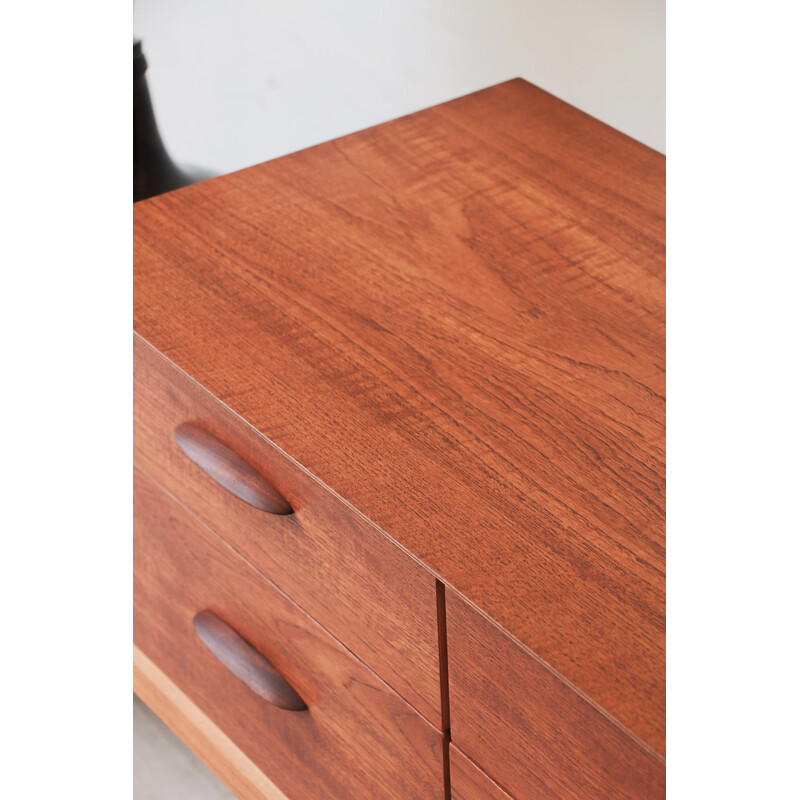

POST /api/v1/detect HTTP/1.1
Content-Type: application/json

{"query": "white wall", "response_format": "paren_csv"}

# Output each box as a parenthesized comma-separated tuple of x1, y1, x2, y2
(134, 0, 665, 176)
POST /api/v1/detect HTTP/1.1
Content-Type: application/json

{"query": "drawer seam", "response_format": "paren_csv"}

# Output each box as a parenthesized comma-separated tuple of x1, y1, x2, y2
(133, 457, 443, 730)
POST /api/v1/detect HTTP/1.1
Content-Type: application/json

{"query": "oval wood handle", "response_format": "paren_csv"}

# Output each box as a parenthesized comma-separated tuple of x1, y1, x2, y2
(193, 611, 308, 711)
(174, 423, 292, 515)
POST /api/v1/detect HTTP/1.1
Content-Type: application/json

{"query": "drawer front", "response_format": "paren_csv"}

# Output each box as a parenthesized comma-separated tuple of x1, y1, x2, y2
(450, 744, 514, 800)
(447, 591, 665, 800)
(133, 333, 441, 726)
(133, 467, 444, 800)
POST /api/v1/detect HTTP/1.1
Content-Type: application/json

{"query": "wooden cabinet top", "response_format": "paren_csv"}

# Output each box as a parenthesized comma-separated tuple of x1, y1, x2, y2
(134, 78, 665, 757)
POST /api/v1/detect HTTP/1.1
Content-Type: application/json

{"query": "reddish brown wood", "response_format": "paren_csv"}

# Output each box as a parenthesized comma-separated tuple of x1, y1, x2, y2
(134, 78, 665, 755)
(447, 590, 665, 800)
(133, 466, 444, 800)
(193, 611, 307, 711)
(134, 334, 442, 726)
(449, 745, 515, 800)
(174, 424, 292, 514)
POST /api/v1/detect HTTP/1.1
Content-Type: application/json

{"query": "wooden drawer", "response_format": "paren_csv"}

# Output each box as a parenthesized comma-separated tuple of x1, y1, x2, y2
(133, 333, 441, 726)
(133, 466, 444, 800)
(447, 591, 665, 800)
(450, 744, 515, 800)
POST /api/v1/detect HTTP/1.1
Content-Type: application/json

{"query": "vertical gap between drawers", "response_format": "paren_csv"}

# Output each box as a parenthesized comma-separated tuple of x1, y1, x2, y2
(436, 580, 452, 800)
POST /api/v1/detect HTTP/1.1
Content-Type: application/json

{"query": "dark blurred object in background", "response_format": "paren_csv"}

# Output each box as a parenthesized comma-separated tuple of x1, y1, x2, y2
(134, 40, 213, 202)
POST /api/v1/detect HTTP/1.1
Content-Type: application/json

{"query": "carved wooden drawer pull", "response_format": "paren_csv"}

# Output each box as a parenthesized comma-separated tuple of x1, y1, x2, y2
(174, 423, 292, 515)
(193, 610, 308, 711)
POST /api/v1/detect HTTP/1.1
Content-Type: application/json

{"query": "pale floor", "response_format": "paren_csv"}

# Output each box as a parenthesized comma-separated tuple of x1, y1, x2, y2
(133, 694, 235, 800)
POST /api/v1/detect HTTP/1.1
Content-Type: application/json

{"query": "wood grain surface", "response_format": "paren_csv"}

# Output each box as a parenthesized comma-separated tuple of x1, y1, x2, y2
(133, 466, 444, 800)
(448, 590, 665, 800)
(134, 335, 442, 726)
(449, 744, 515, 800)
(134, 78, 665, 753)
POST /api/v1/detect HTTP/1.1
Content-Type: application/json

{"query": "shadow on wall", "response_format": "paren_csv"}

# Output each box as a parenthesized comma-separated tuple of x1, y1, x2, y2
(133, 0, 665, 177)
(134, 40, 214, 202)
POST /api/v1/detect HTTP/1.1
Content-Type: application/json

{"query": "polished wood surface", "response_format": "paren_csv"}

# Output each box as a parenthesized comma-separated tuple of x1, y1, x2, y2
(448, 591, 665, 800)
(174, 423, 292, 514)
(134, 645, 291, 800)
(450, 744, 514, 800)
(133, 467, 444, 800)
(133, 77, 665, 753)
(134, 335, 442, 726)
(193, 611, 307, 711)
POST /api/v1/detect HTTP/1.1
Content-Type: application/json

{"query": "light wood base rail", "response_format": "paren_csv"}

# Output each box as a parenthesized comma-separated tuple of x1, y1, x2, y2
(133, 644, 289, 800)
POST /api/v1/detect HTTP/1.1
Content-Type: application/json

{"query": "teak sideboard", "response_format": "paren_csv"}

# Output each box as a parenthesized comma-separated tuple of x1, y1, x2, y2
(133, 78, 665, 800)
